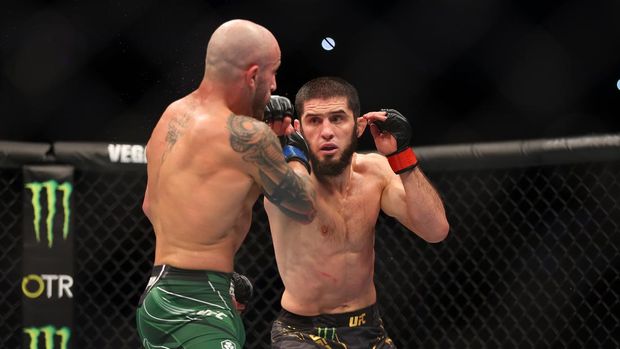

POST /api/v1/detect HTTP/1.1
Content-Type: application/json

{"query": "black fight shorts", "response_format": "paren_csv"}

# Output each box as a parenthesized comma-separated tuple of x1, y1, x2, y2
(271, 303, 396, 349)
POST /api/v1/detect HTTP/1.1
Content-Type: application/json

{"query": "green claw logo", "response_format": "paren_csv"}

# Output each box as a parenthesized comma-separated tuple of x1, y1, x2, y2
(25, 180, 73, 248)
(23, 325, 71, 349)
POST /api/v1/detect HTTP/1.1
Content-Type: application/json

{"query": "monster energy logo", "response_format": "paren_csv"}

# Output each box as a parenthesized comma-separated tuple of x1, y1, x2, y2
(25, 180, 73, 248)
(23, 325, 71, 349)
(317, 327, 337, 340)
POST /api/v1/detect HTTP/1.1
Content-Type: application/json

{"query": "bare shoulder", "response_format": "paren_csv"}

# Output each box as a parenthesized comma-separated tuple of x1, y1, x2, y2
(354, 152, 391, 174)
(147, 100, 188, 153)
(349, 152, 392, 196)
(226, 113, 271, 134)
(225, 113, 276, 152)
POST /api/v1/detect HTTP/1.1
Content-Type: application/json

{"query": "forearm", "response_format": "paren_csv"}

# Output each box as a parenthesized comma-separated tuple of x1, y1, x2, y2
(365, 108, 449, 241)
(400, 167, 449, 242)
(265, 165, 316, 224)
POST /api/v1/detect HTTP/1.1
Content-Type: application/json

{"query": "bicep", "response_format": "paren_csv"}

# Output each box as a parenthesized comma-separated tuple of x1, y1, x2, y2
(226, 114, 289, 191)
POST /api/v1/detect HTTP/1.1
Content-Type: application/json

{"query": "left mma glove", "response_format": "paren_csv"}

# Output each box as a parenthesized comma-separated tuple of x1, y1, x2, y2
(281, 130, 312, 174)
(373, 108, 418, 174)
(230, 272, 253, 313)
(264, 96, 312, 174)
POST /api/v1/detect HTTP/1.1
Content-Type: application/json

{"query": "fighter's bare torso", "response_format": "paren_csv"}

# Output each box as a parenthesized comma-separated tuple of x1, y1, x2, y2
(266, 152, 390, 315)
(144, 93, 263, 272)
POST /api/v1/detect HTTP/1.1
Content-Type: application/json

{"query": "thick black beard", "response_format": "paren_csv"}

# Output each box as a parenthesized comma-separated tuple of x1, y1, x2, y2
(309, 131, 357, 180)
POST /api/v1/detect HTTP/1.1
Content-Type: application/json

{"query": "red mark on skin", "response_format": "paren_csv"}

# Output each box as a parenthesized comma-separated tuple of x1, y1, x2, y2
(318, 271, 338, 283)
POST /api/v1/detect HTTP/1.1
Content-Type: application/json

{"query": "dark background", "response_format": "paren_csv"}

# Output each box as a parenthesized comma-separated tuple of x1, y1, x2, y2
(2, 0, 620, 150)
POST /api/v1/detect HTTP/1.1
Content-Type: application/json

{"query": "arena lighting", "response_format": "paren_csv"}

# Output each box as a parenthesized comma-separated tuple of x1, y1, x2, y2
(321, 37, 335, 51)
(617, 79, 620, 90)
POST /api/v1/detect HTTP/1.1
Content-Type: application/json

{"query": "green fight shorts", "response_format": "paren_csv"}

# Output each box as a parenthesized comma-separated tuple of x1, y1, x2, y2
(136, 265, 245, 349)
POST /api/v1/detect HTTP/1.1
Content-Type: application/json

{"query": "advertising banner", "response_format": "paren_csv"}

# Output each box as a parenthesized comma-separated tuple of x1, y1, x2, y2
(22, 165, 74, 349)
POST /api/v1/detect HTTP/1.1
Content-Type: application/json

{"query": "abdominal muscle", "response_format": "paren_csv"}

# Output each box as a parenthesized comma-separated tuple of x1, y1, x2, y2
(277, 236, 378, 315)
(267, 170, 383, 316)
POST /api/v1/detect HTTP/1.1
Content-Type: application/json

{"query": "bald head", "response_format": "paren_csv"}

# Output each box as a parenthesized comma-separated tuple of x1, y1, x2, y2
(204, 19, 280, 82)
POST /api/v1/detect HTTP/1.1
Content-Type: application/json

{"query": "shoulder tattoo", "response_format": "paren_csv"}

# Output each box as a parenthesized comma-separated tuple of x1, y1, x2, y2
(227, 113, 281, 168)
(166, 113, 190, 147)
(162, 113, 190, 162)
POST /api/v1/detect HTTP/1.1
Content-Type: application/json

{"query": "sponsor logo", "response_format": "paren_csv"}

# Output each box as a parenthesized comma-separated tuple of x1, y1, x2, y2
(23, 325, 71, 349)
(309, 335, 330, 346)
(348, 313, 367, 327)
(316, 327, 337, 340)
(194, 309, 228, 320)
(25, 181, 72, 248)
(221, 339, 236, 349)
(108, 144, 147, 163)
(22, 274, 74, 299)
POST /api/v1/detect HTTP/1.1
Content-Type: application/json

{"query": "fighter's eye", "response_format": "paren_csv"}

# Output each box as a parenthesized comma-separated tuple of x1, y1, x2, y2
(308, 117, 321, 125)
(331, 115, 343, 123)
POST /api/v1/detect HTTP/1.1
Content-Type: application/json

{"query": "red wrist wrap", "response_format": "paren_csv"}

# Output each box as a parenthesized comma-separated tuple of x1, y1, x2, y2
(387, 147, 418, 174)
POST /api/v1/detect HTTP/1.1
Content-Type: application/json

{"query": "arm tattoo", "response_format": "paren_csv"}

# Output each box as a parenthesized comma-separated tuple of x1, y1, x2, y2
(227, 114, 315, 223)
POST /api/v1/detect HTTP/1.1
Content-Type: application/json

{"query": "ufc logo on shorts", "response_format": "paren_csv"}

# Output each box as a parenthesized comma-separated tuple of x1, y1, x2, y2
(195, 309, 228, 320)
(348, 313, 367, 327)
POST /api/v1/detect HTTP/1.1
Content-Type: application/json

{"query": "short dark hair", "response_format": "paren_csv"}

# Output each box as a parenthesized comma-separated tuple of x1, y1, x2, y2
(295, 76, 361, 118)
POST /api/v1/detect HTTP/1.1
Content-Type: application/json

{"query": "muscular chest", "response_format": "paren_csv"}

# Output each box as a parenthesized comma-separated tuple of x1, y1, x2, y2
(313, 183, 382, 248)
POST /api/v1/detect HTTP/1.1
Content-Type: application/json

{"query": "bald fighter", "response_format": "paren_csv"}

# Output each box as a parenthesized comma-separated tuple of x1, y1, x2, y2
(265, 77, 449, 348)
(136, 19, 316, 349)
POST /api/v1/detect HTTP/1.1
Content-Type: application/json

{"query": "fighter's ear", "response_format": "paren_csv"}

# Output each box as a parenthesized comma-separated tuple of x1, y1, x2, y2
(245, 64, 259, 88)
(356, 116, 368, 138)
(293, 119, 301, 132)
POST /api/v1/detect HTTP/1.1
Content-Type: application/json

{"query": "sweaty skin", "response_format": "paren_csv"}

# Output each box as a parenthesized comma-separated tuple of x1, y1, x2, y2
(267, 152, 385, 314)
(265, 96, 448, 315)
(143, 20, 315, 273)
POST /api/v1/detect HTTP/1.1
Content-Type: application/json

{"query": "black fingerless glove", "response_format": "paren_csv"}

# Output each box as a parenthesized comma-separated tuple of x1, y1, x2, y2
(374, 108, 418, 174)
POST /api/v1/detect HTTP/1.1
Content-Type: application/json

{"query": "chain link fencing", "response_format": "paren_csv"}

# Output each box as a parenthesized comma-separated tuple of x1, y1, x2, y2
(1, 136, 619, 348)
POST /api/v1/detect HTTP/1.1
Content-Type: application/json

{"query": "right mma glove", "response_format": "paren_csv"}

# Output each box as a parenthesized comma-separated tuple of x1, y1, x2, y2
(373, 108, 418, 174)
(264, 95, 312, 174)
(264, 95, 294, 124)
